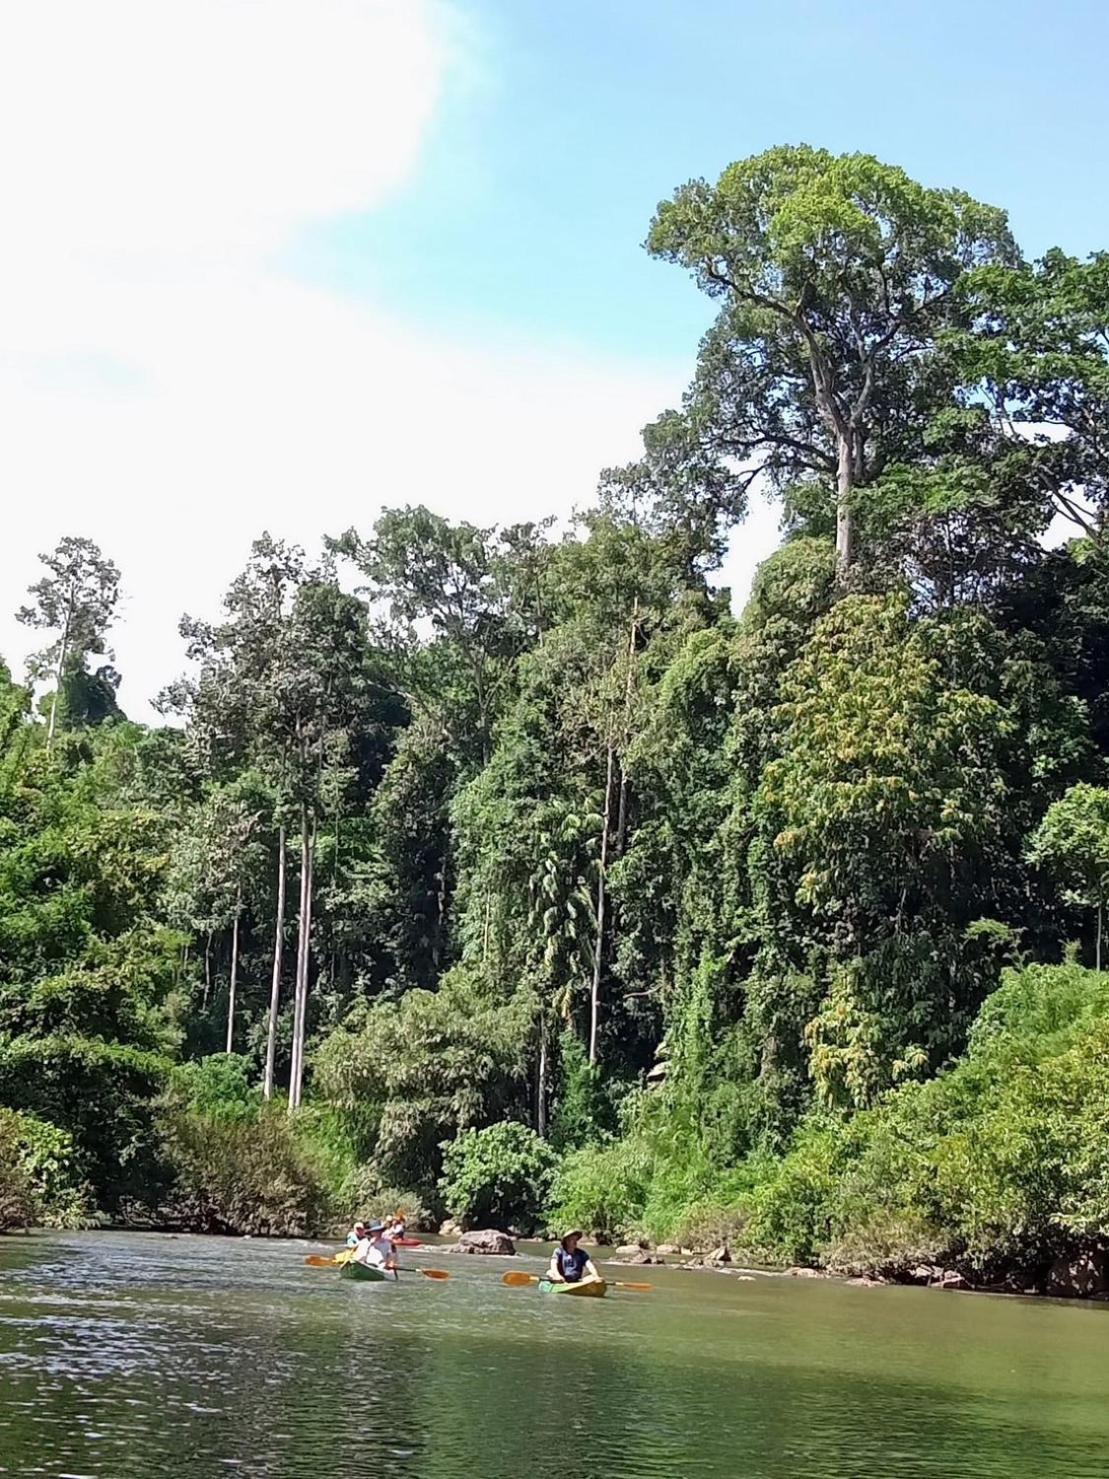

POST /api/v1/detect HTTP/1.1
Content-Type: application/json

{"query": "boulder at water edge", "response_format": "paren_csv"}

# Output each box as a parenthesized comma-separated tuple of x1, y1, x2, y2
(445, 1229, 516, 1256)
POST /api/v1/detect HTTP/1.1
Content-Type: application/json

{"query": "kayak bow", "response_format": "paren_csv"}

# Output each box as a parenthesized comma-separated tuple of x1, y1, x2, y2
(339, 1261, 388, 1283)
(537, 1277, 608, 1298)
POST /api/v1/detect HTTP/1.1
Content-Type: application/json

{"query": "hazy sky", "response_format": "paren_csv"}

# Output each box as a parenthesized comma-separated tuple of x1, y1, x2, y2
(4, 0, 1108, 721)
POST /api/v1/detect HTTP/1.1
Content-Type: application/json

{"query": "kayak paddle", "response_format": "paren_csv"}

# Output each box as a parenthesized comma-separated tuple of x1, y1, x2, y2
(501, 1271, 652, 1293)
(303, 1253, 449, 1280)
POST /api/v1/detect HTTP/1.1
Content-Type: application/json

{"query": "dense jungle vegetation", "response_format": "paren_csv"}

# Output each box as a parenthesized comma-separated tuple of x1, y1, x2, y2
(3, 146, 1109, 1288)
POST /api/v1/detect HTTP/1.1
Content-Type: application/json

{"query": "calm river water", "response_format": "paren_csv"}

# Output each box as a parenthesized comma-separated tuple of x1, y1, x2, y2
(2, 1231, 1109, 1477)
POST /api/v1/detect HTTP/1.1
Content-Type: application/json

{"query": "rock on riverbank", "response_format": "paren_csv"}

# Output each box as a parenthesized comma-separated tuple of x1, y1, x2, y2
(444, 1229, 516, 1256)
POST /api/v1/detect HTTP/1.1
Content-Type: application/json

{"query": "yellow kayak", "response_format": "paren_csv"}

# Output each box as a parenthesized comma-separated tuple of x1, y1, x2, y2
(537, 1278, 608, 1298)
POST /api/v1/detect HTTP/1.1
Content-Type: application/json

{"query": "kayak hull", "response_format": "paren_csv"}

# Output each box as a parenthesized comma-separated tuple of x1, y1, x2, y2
(537, 1278, 607, 1299)
(339, 1262, 388, 1283)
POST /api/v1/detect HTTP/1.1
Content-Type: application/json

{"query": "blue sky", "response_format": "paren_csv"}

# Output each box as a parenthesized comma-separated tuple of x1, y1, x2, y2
(4, 0, 1107, 719)
(291, 0, 1109, 362)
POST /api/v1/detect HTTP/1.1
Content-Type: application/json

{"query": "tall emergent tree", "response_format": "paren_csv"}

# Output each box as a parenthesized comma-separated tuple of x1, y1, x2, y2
(646, 145, 1016, 575)
(17, 536, 121, 752)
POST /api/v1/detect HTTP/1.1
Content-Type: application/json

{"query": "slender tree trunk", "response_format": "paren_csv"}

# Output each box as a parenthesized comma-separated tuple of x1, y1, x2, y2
(263, 824, 287, 1099)
(45, 619, 71, 756)
(589, 735, 617, 1067)
(288, 807, 310, 1111)
(537, 1017, 548, 1138)
(835, 435, 855, 578)
(225, 886, 241, 1054)
(614, 600, 639, 858)
(203, 932, 212, 1010)
(289, 813, 316, 1112)
(1098, 897, 1103, 974)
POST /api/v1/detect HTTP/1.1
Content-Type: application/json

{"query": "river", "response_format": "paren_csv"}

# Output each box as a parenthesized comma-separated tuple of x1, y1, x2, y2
(2, 1231, 1109, 1477)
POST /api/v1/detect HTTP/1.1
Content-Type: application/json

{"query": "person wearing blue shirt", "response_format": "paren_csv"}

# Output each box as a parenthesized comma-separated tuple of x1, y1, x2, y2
(546, 1229, 600, 1285)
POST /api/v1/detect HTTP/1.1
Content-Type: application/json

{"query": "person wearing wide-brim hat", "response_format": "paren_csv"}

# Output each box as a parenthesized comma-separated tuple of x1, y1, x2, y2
(546, 1228, 600, 1286)
(352, 1219, 397, 1275)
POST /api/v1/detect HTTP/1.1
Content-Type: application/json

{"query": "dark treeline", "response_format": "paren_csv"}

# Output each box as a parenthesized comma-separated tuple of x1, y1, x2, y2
(3, 146, 1109, 1288)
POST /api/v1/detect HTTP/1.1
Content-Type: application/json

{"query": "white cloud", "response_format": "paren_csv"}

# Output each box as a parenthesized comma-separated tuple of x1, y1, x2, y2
(0, 0, 773, 722)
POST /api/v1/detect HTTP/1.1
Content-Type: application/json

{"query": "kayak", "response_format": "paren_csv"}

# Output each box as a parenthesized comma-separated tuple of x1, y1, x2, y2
(392, 1237, 422, 1248)
(339, 1261, 388, 1283)
(537, 1278, 608, 1299)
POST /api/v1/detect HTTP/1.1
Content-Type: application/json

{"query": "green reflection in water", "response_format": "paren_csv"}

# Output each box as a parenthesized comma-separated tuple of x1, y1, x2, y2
(1, 1232, 1108, 1478)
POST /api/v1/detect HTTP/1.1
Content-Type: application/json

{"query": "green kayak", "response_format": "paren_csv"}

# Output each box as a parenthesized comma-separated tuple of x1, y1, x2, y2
(339, 1261, 388, 1283)
(537, 1278, 607, 1299)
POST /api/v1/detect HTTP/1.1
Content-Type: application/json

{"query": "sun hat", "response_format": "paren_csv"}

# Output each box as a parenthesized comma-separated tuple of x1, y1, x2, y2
(561, 1228, 584, 1244)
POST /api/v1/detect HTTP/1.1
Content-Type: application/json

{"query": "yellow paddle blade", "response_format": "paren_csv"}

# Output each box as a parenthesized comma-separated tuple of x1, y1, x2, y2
(502, 1271, 540, 1287)
(613, 1280, 652, 1292)
(417, 1268, 450, 1280)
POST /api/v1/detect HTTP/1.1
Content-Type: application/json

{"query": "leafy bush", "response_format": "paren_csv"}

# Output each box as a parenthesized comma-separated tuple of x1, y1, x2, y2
(547, 1136, 651, 1242)
(439, 1121, 557, 1233)
(161, 1107, 326, 1237)
(314, 965, 532, 1197)
(0, 1108, 87, 1231)
(168, 1054, 260, 1121)
(329, 1161, 432, 1234)
(0, 1034, 171, 1214)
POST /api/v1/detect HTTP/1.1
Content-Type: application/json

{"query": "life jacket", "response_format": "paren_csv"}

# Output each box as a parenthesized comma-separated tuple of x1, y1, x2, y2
(556, 1246, 589, 1282)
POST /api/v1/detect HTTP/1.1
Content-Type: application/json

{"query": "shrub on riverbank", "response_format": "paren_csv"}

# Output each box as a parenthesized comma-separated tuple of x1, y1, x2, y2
(0, 1108, 87, 1231)
(160, 1106, 327, 1237)
(440, 1121, 557, 1234)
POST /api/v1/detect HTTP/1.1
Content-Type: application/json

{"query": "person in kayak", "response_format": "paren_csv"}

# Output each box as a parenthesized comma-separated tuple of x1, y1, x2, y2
(385, 1210, 407, 1241)
(346, 1219, 367, 1249)
(352, 1220, 396, 1274)
(546, 1229, 600, 1285)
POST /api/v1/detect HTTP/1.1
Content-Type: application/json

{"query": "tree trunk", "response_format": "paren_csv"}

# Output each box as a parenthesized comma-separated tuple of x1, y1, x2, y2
(1098, 897, 1103, 974)
(263, 824, 287, 1099)
(835, 434, 855, 578)
(45, 619, 71, 757)
(289, 813, 316, 1112)
(203, 932, 212, 1010)
(225, 886, 241, 1054)
(288, 807, 310, 1111)
(614, 600, 639, 858)
(589, 735, 617, 1067)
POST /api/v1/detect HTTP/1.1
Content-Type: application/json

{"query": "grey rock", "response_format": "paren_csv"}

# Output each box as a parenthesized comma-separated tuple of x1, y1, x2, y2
(445, 1229, 516, 1256)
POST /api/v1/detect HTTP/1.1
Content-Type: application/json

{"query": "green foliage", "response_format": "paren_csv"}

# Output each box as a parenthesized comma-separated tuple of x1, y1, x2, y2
(168, 1054, 261, 1122)
(1028, 784, 1109, 962)
(4, 154, 1109, 1289)
(313, 964, 533, 1198)
(161, 1105, 327, 1237)
(744, 965, 1109, 1279)
(439, 1121, 557, 1233)
(0, 1107, 87, 1231)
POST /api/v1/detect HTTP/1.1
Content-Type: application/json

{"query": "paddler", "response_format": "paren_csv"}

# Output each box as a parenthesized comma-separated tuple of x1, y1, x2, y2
(346, 1219, 367, 1249)
(385, 1210, 407, 1241)
(352, 1219, 396, 1274)
(546, 1229, 600, 1286)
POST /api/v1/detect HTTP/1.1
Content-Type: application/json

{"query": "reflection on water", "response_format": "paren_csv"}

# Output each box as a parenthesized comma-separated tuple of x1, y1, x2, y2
(1, 1231, 1108, 1477)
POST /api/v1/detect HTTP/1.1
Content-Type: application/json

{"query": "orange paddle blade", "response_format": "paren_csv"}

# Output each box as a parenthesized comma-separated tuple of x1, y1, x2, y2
(613, 1280, 652, 1292)
(501, 1271, 540, 1287)
(417, 1268, 450, 1280)
(304, 1254, 338, 1267)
